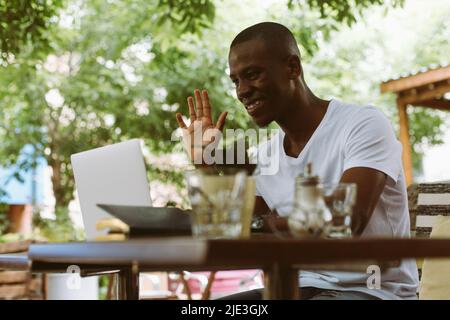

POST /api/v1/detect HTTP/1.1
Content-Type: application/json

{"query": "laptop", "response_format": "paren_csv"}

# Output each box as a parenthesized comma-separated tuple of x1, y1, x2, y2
(71, 139, 154, 240)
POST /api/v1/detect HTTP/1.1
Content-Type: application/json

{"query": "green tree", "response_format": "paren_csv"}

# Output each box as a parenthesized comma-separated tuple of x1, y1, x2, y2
(0, 0, 64, 55)
(0, 0, 218, 209)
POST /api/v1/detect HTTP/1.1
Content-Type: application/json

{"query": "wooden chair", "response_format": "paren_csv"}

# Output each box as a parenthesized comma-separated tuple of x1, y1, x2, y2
(407, 182, 450, 298)
(408, 182, 450, 239)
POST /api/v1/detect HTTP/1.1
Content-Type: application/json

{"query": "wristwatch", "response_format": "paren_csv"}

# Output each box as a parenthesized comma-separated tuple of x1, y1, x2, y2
(251, 216, 265, 231)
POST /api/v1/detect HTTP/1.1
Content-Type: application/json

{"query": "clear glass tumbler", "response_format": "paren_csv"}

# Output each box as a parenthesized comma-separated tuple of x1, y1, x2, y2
(185, 170, 247, 239)
(319, 182, 357, 238)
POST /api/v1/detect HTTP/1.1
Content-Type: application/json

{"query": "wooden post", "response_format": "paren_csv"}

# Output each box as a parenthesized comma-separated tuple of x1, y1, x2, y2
(397, 100, 413, 186)
(263, 263, 299, 299)
(118, 264, 140, 300)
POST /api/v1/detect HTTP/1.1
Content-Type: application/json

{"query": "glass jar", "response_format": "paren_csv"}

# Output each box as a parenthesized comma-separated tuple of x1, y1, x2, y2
(288, 171, 332, 237)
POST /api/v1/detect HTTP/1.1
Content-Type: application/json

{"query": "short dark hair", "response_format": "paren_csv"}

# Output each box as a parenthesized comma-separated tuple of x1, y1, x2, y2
(230, 22, 301, 58)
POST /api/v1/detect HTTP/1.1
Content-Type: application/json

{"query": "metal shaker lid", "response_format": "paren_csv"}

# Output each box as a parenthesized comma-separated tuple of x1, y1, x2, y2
(296, 162, 320, 186)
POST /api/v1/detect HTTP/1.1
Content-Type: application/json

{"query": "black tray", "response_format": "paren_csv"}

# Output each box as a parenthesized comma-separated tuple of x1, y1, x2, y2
(97, 204, 192, 237)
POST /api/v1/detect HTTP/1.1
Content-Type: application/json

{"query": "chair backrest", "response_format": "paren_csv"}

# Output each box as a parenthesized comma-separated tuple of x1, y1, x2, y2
(408, 183, 450, 238)
(408, 183, 450, 299)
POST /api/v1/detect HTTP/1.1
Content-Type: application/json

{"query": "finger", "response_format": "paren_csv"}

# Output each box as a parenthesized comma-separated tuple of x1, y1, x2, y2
(215, 112, 228, 131)
(194, 89, 203, 118)
(202, 89, 212, 120)
(176, 113, 187, 129)
(187, 96, 196, 121)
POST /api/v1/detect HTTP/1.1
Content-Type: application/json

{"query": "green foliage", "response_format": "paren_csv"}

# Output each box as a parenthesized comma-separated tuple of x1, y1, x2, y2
(286, 0, 404, 55)
(0, 0, 64, 55)
(0, 0, 220, 209)
(156, 0, 215, 34)
(98, 275, 110, 300)
(408, 108, 447, 171)
(288, 0, 404, 26)
(33, 207, 85, 242)
(0, 203, 8, 235)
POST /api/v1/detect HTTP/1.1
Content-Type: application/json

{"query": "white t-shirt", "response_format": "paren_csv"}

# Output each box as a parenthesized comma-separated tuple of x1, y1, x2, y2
(254, 99, 419, 300)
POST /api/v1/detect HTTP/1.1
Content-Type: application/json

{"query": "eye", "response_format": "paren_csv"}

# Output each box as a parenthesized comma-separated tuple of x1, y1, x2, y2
(246, 70, 260, 80)
(231, 78, 239, 87)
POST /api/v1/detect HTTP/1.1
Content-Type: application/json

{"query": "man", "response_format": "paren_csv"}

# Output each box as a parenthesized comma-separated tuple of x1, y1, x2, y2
(175, 22, 419, 300)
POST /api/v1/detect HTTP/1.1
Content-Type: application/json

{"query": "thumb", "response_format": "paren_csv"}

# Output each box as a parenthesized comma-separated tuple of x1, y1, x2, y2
(215, 111, 228, 131)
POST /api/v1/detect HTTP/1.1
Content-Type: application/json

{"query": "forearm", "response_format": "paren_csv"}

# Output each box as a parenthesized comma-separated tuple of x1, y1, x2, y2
(349, 189, 382, 236)
(341, 167, 387, 237)
(350, 210, 369, 236)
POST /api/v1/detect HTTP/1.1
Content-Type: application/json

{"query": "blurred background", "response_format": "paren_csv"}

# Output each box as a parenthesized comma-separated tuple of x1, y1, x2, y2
(1, 0, 449, 241)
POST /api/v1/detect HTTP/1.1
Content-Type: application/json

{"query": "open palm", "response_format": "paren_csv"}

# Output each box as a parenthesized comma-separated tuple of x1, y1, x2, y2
(176, 89, 228, 164)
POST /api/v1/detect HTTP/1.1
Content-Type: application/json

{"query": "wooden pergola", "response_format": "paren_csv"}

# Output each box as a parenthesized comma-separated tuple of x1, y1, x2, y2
(380, 65, 450, 186)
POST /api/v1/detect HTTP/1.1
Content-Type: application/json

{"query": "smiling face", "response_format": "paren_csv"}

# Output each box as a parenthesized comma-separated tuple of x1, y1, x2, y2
(228, 39, 294, 127)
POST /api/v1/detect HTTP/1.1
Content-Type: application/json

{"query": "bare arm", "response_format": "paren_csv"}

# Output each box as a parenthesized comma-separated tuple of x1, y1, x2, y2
(256, 167, 387, 235)
(340, 167, 387, 236)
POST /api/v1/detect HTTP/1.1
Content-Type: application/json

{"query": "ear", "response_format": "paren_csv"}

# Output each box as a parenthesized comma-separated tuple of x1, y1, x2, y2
(286, 55, 302, 80)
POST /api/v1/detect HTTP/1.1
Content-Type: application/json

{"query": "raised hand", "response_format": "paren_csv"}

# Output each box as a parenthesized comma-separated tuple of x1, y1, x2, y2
(176, 89, 228, 165)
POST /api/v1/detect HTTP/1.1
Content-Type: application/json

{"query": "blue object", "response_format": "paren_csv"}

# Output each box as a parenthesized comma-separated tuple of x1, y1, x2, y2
(0, 145, 47, 205)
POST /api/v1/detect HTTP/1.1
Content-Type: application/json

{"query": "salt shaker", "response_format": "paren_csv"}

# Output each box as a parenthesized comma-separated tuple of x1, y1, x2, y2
(288, 163, 331, 237)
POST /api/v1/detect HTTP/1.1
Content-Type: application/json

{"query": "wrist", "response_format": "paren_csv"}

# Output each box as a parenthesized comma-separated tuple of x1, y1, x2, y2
(262, 214, 289, 233)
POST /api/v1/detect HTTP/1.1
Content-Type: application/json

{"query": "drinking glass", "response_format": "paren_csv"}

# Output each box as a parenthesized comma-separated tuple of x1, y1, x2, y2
(185, 170, 247, 239)
(319, 182, 357, 238)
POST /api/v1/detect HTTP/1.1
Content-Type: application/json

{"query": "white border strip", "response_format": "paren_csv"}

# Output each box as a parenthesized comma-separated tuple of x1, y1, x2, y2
(416, 215, 437, 228)
(418, 193, 450, 205)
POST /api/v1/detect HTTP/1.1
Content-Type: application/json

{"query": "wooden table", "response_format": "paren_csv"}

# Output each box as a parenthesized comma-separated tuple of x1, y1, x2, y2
(0, 253, 29, 270)
(21, 236, 450, 300)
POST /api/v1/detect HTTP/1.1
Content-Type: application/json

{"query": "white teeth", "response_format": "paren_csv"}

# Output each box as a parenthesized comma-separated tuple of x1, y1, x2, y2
(247, 100, 261, 111)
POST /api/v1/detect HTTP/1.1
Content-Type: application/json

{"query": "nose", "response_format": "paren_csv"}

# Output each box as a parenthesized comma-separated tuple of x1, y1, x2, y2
(237, 79, 252, 102)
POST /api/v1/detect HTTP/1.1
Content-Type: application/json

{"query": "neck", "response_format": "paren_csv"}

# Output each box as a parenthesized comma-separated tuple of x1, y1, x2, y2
(276, 86, 329, 143)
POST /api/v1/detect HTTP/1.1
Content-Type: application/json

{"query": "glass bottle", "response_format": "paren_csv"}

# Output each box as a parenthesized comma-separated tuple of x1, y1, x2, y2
(288, 163, 332, 237)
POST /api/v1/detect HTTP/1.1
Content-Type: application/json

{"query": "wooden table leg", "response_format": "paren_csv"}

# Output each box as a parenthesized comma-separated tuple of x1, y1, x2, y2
(42, 273, 48, 300)
(201, 271, 217, 300)
(263, 264, 299, 300)
(106, 274, 116, 300)
(118, 263, 140, 300)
